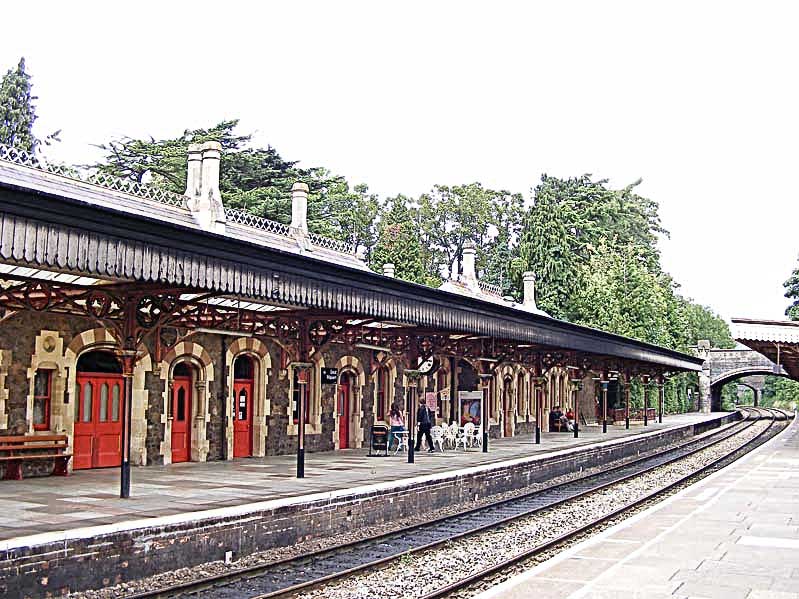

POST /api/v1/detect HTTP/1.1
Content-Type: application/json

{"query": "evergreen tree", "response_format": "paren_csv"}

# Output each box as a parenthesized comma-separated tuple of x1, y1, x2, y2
(784, 256, 799, 320)
(370, 196, 437, 286)
(0, 58, 37, 151)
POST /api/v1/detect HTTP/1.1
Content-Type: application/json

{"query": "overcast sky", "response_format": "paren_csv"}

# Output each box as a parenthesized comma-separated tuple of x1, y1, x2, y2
(2, 1, 797, 322)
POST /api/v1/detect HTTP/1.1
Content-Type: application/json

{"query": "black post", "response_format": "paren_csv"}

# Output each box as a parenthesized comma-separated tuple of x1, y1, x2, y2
(297, 376, 305, 478)
(479, 373, 491, 453)
(571, 379, 581, 438)
(601, 379, 609, 434)
(643, 379, 649, 426)
(658, 383, 664, 423)
(625, 383, 630, 430)
(534, 382, 541, 444)
(120, 349, 136, 499)
(405, 370, 421, 464)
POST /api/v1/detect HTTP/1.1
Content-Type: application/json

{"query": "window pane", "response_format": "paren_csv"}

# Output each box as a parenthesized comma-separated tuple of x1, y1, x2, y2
(177, 387, 186, 421)
(74, 383, 80, 421)
(99, 383, 108, 422)
(33, 398, 46, 425)
(112, 384, 120, 421)
(82, 382, 93, 422)
(34, 370, 49, 397)
(238, 388, 248, 420)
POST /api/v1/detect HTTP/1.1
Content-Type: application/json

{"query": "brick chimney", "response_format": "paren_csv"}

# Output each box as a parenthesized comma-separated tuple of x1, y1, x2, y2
(185, 141, 226, 233)
(289, 181, 311, 251)
(459, 242, 478, 290)
(522, 271, 537, 310)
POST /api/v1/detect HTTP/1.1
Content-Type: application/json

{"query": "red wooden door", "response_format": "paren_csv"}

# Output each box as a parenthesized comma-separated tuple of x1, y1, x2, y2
(233, 379, 253, 457)
(74, 374, 124, 470)
(171, 376, 192, 463)
(338, 381, 349, 449)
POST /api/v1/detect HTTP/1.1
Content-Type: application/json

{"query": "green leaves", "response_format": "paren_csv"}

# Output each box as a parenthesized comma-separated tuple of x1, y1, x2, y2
(783, 257, 799, 320)
(0, 58, 37, 152)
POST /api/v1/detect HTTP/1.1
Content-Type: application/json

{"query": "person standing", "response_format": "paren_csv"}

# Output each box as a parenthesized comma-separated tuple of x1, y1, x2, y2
(387, 406, 406, 452)
(415, 402, 434, 453)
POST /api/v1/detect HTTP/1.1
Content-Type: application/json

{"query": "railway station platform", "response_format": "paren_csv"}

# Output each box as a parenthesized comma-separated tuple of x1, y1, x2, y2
(476, 413, 799, 599)
(1, 412, 737, 598)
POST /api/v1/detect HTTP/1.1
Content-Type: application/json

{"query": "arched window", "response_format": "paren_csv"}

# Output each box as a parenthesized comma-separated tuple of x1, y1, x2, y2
(375, 366, 389, 421)
(32, 369, 52, 431)
(517, 371, 525, 416)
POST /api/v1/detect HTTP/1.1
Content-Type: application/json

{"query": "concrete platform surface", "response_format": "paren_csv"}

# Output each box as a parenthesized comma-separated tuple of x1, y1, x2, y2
(1, 413, 726, 544)
(476, 412, 799, 599)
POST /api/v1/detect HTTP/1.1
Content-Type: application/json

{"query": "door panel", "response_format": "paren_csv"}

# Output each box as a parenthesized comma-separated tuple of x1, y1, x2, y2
(233, 380, 253, 457)
(338, 382, 349, 449)
(171, 377, 191, 463)
(74, 374, 124, 470)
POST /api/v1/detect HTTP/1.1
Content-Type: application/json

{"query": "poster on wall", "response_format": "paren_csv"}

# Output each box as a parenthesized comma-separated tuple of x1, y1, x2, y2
(458, 390, 483, 425)
(425, 392, 437, 411)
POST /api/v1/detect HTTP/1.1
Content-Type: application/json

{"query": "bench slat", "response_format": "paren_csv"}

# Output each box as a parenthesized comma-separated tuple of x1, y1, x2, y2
(0, 453, 72, 461)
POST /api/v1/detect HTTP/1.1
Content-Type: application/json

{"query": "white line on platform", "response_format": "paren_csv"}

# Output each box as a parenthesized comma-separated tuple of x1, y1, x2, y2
(738, 535, 799, 549)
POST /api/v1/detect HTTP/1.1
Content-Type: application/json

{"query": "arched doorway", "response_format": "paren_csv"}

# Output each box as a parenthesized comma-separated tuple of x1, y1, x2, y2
(74, 350, 124, 470)
(171, 362, 194, 463)
(233, 355, 254, 458)
(503, 377, 513, 437)
(338, 372, 352, 449)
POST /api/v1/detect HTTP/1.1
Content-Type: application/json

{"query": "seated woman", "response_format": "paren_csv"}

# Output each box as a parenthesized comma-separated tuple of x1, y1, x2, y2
(565, 408, 575, 431)
(387, 406, 406, 452)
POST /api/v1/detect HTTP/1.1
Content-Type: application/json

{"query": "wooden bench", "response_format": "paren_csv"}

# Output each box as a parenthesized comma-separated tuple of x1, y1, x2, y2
(0, 434, 71, 480)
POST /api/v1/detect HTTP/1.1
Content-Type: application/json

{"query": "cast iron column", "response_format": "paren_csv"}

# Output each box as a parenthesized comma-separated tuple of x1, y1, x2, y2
(643, 375, 650, 426)
(405, 369, 422, 464)
(120, 347, 136, 499)
(291, 362, 313, 478)
(479, 372, 492, 453)
(601, 377, 609, 434)
(624, 381, 631, 430)
(533, 377, 543, 444)
(570, 376, 582, 438)
(658, 381, 664, 423)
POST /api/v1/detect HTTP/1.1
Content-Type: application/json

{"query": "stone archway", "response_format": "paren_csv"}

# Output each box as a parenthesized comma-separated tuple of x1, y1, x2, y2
(62, 328, 151, 467)
(335, 355, 367, 449)
(225, 337, 272, 458)
(159, 340, 215, 464)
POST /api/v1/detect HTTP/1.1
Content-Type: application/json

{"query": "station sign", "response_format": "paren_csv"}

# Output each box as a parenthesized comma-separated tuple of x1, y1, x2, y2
(320, 367, 339, 384)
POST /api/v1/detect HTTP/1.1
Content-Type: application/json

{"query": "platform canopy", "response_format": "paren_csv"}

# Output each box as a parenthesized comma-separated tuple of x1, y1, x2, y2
(731, 318, 799, 380)
(0, 143, 702, 376)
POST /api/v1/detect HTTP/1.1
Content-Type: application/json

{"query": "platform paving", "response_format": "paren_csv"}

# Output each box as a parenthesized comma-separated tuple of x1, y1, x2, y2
(1, 413, 726, 543)
(476, 412, 799, 599)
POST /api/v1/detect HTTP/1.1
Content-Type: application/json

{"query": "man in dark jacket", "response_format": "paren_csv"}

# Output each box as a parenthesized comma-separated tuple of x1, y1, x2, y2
(415, 403, 435, 452)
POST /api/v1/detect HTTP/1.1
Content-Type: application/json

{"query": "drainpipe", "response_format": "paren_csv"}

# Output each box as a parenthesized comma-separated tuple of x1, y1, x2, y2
(220, 336, 228, 461)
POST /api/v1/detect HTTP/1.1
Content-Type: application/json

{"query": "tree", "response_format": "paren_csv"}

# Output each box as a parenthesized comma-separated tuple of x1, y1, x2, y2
(784, 256, 799, 320)
(92, 121, 377, 244)
(0, 58, 37, 151)
(418, 183, 523, 281)
(369, 196, 437, 286)
(681, 301, 735, 349)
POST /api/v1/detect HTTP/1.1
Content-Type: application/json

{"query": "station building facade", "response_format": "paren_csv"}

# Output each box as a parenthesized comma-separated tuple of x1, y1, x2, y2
(0, 141, 702, 473)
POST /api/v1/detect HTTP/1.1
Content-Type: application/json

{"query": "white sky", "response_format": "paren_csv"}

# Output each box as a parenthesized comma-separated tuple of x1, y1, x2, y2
(2, 1, 797, 322)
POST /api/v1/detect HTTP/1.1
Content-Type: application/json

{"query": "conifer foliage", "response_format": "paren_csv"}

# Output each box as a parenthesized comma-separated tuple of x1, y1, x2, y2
(0, 58, 37, 151)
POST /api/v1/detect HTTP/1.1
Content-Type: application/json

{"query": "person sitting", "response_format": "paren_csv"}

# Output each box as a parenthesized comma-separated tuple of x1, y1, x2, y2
(549, 406, 564, 432)
(387, 406, 406, 452)
(565, 408, 575, 431)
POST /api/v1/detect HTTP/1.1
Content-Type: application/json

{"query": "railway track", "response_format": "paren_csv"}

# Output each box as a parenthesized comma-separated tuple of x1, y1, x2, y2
(128, 408, 789, 599)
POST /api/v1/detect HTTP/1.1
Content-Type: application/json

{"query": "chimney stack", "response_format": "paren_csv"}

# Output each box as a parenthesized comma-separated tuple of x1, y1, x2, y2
(185, 141, 225, 233)
(383, 263, 395, 278)
(290, 182, 309, 234)
(460, 242, 478, 289)
(522, 271, 537, 310)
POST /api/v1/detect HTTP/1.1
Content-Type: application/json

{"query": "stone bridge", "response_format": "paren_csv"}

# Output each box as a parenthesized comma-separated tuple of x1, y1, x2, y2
(696, 341, 786, 411)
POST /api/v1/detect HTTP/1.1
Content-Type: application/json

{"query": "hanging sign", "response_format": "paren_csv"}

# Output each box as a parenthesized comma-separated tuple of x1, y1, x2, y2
(439, 388, 450, 402)
(320, 367, 338, 384)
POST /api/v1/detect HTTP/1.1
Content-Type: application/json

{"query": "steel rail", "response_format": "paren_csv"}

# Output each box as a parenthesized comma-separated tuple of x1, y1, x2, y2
(419, 407, 789, 599)
(127, 411, 760, 599)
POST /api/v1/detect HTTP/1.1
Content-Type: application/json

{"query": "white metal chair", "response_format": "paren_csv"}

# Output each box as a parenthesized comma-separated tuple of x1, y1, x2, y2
(469, 425, 482, 448)
(392, 430, 409, 455)
(430, 425, 445, 452)
(442, 423, 458, 449)
(461, 422, 476, 448)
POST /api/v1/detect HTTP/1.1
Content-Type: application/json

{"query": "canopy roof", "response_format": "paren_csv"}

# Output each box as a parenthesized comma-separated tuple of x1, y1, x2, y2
(732, 317, 799, 379)
(0, 147, 702, 373)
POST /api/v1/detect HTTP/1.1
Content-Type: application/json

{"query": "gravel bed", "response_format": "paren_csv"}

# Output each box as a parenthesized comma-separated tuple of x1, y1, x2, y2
(66, 418, 746, 599)
(293, 417, 773, 599)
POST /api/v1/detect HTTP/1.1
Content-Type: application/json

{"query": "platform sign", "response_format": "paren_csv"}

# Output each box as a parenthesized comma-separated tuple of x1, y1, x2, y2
(459, 390, 482, 426)
(320, 367, 338, 384)
(369, 424, 389, 456)
(425, 392, 437, 411)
